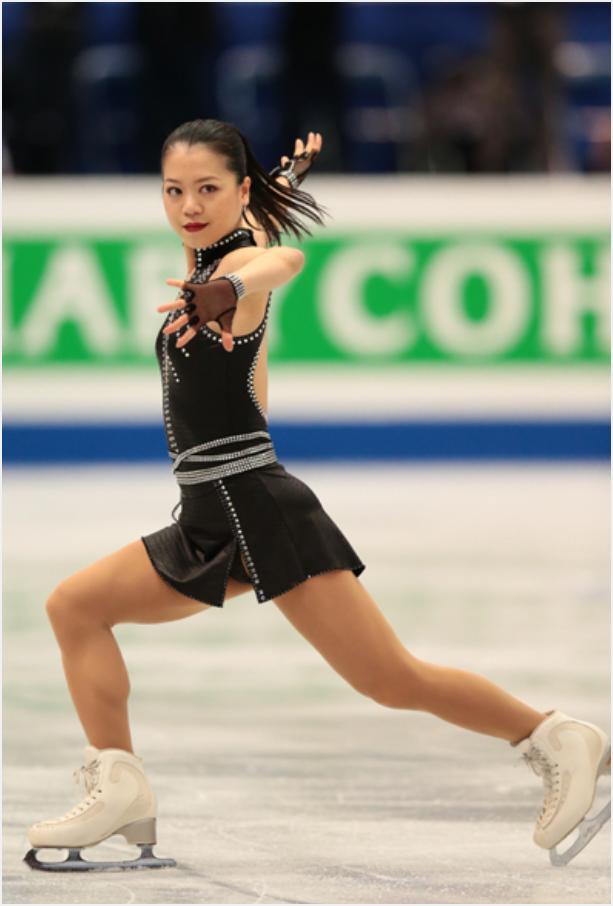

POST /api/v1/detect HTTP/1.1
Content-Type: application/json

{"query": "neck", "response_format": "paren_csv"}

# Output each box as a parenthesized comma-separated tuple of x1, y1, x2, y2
(193, 226, 256, 273)
(195, 225, 250, 254)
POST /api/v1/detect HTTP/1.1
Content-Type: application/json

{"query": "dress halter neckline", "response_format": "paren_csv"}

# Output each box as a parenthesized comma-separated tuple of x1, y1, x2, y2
(193, 228, 256, 272)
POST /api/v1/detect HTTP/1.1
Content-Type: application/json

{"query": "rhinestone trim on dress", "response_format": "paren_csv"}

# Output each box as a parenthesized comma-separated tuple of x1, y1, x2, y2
(174, 449, 278, 485)
(161, 331, 179, 450)
(170, 430, 272, 469)
(197, 292, 271, 346)
(169, 430, 278, 485)
(247, 328, 267, 418)
(193, 229, 252, 271)
(172, 442, 274, 464)
(214, 478, 267, 602)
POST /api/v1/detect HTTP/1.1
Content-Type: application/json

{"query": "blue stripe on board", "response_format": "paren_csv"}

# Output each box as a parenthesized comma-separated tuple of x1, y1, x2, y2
(3, 420, 610, 464)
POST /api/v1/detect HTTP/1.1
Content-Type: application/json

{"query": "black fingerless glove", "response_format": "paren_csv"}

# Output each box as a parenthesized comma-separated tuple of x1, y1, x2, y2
(270, 148, 319, 188)
(179, 276, 240, 335)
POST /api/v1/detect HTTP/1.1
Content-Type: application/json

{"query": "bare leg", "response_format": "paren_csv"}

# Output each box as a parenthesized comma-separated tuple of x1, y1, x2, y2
(46, 539, 252, 753)
(274, 570, 547, 745)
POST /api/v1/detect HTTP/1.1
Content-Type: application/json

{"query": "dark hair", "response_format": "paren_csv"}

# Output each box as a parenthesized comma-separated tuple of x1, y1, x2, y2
(160, 118, 329, 246)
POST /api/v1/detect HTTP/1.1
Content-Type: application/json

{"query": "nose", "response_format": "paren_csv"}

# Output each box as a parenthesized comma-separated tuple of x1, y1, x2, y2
(182, 194, 204, 216)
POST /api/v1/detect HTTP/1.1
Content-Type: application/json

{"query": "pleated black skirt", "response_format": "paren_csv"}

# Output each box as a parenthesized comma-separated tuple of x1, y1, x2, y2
(141, 461, 366, 607)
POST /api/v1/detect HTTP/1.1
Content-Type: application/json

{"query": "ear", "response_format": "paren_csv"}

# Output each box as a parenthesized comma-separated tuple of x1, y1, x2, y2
(241, 175, 251, 207)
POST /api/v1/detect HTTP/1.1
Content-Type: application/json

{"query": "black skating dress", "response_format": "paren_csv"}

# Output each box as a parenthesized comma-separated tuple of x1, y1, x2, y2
(141, 227, 366, 607)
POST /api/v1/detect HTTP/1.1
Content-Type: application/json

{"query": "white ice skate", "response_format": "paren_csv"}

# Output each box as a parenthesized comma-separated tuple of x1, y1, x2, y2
(24, 745, 177, 871)
(512, 709, 611, 866)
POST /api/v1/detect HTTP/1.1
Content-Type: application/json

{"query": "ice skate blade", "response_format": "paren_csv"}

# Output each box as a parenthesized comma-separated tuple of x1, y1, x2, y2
(549, 801, 611, 867)
(24, 843, 177, 872)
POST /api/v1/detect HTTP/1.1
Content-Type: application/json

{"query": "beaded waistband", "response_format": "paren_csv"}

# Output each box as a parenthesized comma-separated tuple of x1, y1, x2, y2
(169, 430, 278, 485)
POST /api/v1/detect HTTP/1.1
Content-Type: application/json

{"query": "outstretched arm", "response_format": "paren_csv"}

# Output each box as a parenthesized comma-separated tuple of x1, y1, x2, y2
(211, 245, 304, 297)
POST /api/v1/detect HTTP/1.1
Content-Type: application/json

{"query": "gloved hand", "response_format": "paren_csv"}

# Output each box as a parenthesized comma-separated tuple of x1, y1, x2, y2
(270, 132, 322, 188)
(158, 276, 239, 352)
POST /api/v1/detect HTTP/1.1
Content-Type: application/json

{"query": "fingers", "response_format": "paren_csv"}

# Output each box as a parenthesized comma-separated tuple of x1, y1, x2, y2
(157, 278, 188, 313)
(158, 276, 235, 352)
(162, 315, 235, 352)
(162, 312, 189, 333)
(293, 132, 322, 158)
(157, 298, 187, 313)
(283, 133, 322, 169)
(309, 132, 322, 156)
(305, 132, 322, 152)
(176, 326, 197, 349)
(175, 326, 233, 352)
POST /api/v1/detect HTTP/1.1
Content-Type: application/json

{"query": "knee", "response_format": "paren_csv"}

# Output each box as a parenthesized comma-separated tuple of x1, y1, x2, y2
(45, 581, 89, 629)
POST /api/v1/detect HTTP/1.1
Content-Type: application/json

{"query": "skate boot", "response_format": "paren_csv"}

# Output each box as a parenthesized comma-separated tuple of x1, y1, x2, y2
(24, 745, 177, 871)
(512, 709, 611, 866)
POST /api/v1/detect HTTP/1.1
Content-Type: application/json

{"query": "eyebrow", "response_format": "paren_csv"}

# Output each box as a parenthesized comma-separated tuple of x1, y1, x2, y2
(163, 176, 221, 183)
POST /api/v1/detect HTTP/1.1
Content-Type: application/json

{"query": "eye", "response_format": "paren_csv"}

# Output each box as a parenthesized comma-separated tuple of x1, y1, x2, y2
(165, 186, 217, 196)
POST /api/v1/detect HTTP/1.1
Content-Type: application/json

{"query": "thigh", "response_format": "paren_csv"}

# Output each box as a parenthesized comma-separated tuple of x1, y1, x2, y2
(273, 570, 421, 697)
(49, 539, 252, 627)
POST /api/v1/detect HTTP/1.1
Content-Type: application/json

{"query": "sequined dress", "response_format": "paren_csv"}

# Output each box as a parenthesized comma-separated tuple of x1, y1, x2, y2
(141, 227, 366, 606)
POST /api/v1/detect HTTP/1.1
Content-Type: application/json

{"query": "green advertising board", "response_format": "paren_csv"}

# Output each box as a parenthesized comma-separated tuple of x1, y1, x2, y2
(3, 232, 609, 366)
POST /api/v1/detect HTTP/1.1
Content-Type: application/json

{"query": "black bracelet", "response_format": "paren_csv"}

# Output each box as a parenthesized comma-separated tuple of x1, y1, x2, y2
(270, 164, 299, 189)
(222, 273, 247, 301)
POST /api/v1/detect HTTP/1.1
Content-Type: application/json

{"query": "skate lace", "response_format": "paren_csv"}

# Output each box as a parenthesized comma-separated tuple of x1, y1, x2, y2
(73, 758, 100, 793)
(33, 758, 107, 828)
(516, 744, 562, 823)
(51, 758, 104, 821)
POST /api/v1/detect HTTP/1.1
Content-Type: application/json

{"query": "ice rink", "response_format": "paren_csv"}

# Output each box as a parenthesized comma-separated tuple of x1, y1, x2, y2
(3, 462, 610, 904)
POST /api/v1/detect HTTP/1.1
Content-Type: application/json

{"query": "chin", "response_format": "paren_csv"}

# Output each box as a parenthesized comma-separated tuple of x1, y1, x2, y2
(183, 232, 206, 247)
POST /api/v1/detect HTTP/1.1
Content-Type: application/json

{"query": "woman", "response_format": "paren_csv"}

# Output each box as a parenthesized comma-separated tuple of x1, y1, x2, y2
(25, 119, 610, 872)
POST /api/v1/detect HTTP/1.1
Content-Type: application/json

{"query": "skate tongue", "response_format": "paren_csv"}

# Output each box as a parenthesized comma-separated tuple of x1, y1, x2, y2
(83, 744, 100, 765)
(512, 737, 535, 768)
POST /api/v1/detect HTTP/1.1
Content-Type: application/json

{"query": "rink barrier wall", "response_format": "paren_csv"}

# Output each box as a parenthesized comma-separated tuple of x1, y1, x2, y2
(4, 177, 609, 461)
(3, 419, 610, 464)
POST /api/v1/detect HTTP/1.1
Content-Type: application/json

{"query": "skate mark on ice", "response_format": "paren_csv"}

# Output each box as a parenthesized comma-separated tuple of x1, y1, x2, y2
(171, 861, 310, 904)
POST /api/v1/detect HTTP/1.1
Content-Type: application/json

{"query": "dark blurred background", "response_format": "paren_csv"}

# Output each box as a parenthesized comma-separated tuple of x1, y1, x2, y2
(3, 1, 610, 176)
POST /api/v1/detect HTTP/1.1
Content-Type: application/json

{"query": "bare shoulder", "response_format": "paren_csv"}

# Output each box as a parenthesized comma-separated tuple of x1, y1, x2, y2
(241, 212, 270, 248)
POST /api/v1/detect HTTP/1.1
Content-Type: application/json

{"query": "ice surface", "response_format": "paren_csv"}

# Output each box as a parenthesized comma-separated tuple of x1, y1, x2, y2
(3, 463, 610, 904)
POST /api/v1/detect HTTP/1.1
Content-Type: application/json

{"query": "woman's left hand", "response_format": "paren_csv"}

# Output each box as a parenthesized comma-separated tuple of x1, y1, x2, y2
(275, 131, 323, 184)
(158, 277, 238, 352)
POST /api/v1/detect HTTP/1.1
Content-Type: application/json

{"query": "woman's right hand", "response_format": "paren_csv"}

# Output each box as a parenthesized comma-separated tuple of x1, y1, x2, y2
(158, 277, 239, 352)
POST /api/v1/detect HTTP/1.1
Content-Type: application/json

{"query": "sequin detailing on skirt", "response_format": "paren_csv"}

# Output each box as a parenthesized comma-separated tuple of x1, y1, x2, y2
(213, 478, 267, 603)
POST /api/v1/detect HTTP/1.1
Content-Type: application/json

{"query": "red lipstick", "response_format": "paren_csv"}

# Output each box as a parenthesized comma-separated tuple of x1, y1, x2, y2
(184, 223, 208, 232)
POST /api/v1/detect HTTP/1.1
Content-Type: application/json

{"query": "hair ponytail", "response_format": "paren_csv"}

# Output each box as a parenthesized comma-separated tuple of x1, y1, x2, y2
(161, 118, 329, 246)
(236, 127, 328, 245)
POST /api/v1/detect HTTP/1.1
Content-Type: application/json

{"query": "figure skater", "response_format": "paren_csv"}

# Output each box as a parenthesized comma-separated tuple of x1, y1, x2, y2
(25, 119, 610, 872)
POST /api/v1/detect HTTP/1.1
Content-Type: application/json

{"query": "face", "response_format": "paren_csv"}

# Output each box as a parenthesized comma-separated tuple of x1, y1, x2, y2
(162, 142, 250, 248)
